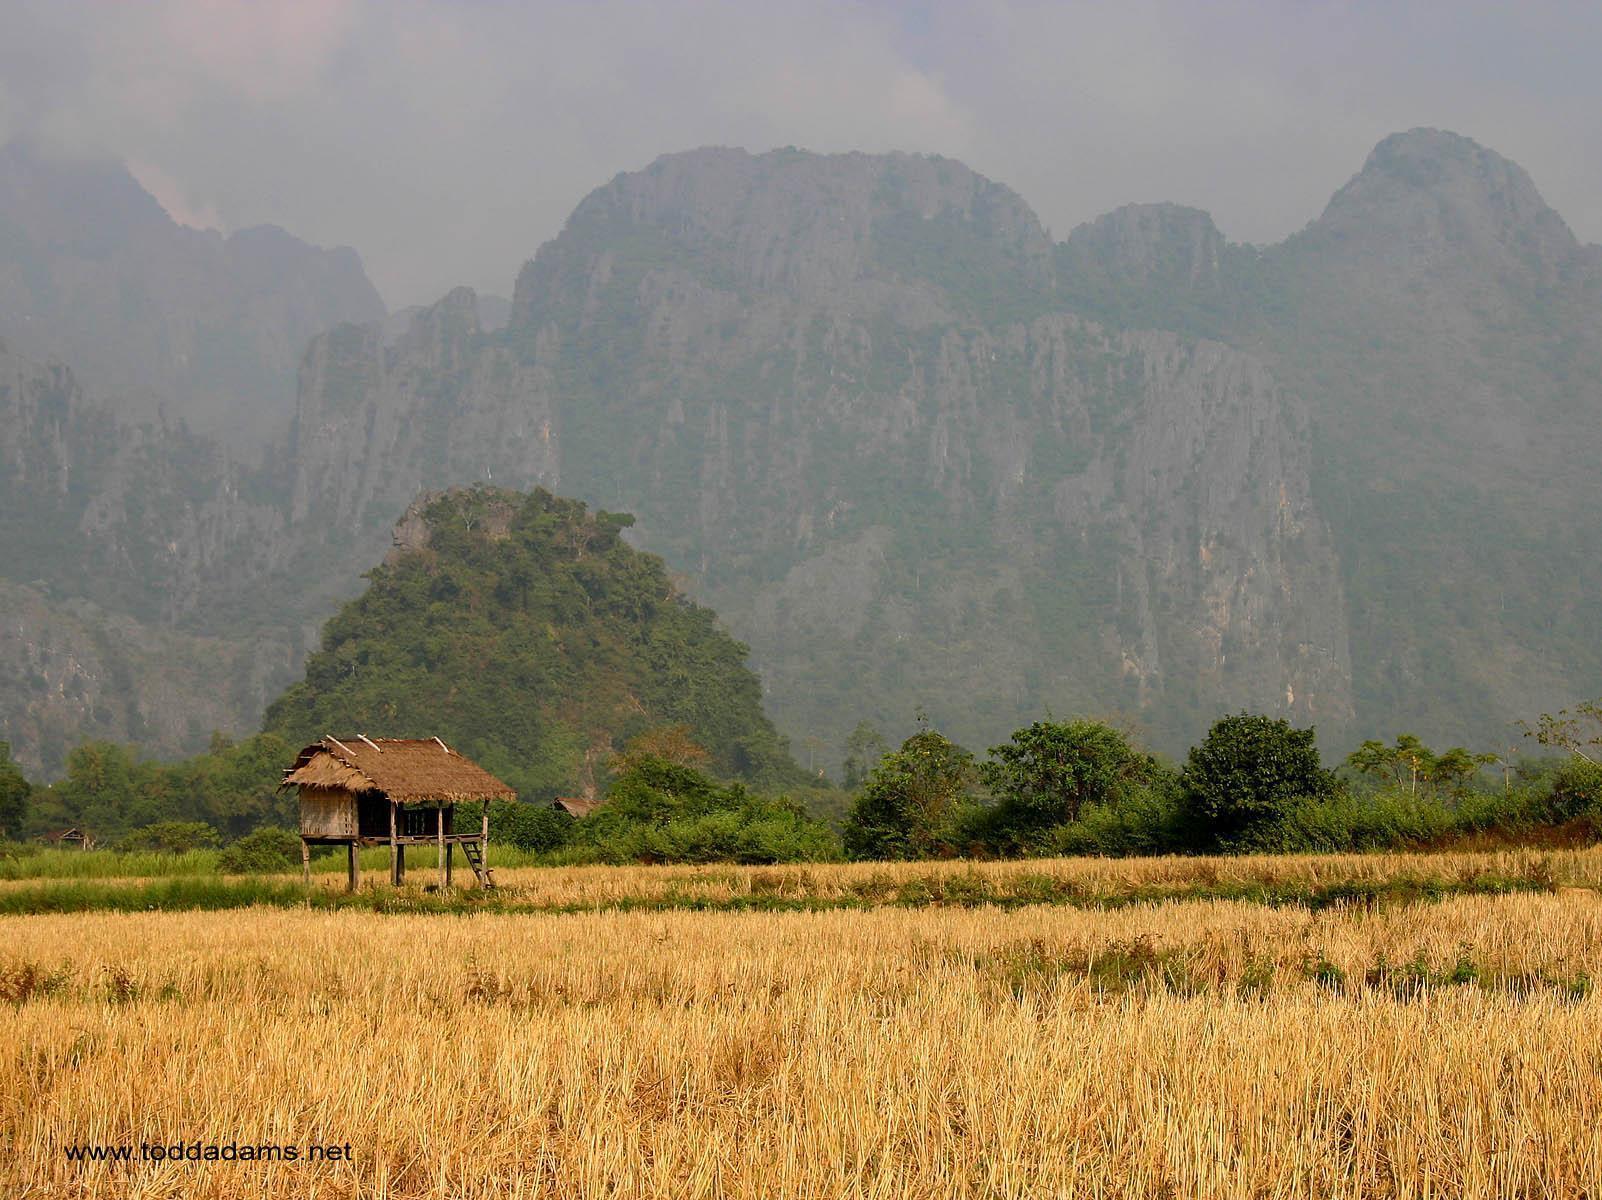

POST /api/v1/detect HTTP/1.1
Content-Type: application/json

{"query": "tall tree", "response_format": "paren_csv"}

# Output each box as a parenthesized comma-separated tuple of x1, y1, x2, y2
(843, 730, 975, 861)
(0, 741, 29, 838)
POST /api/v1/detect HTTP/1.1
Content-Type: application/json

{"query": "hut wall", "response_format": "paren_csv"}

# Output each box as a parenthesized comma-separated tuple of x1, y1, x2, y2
(299, 788, 358, 839)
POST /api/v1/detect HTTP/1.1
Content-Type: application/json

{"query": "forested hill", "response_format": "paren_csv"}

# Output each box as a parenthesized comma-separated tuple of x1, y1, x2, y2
(4, 130, 1599, 777)
(262, 487, 806, 798)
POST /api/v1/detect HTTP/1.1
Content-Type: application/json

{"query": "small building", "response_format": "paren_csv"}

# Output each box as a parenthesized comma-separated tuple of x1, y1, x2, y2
(280, 736, 515, 890)
(41, 827, 95, 851)
(552, 796, 600, 819)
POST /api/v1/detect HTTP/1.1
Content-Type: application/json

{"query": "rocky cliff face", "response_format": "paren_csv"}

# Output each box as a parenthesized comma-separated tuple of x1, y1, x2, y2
(5, 130, 1594, 775)
(0, 142, 386, 449)
(1038, 129, 1602, 749)
(288, 148, 1349, 756)
(289, 288, 560, 540)
(0, 579, 293, 778)
(0, 343, 305, 774)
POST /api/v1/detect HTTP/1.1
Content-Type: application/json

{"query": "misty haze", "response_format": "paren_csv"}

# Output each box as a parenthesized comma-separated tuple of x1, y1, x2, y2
(5, 5, 1602, 1198)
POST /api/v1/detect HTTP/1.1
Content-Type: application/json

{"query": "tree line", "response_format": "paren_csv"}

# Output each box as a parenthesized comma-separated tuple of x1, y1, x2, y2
(4, 705, 1601, 868)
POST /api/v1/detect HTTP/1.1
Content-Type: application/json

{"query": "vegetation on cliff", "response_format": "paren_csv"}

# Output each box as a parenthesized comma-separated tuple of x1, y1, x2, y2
(262, 487, 807, 798)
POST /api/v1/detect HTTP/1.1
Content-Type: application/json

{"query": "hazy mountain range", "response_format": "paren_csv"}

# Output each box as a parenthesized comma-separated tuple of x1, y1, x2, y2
(1, 128, 1597, 780)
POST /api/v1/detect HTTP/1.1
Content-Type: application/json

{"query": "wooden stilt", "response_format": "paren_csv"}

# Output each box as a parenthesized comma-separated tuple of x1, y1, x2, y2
(444, 804, 454, 888)
(301, 838, 311, 886)
(347, 841, 359, 892)
(436, 805, 446, 886)
(389, 801, 400, 886)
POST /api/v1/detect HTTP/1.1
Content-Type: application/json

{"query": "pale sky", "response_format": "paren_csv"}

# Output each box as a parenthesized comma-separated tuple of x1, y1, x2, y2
(5, 0, 1599, 309)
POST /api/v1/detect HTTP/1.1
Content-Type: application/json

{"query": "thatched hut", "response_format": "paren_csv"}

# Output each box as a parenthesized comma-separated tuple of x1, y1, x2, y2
(281, 736, 515, 889)
(41, 827, 94, 851)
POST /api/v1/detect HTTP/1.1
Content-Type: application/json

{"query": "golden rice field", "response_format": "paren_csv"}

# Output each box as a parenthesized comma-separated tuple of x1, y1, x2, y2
(7, 853, 1602, 1198)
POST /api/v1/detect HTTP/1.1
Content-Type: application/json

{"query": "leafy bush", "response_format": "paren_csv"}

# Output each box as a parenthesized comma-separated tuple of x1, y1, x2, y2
(980, 720, 1166, 853)
(570, 758, 840, 864)
(1182, 713, 1336, 847)
(843, 730, 976, 861)
(489, 801, 574, 854)
(23, 734, 295, 843)
(1547, 759, 1602, 824)
(114, 821, 221, 853)
(1040, 783, 1189, 857)
(0, 742, 29, 839)
(217, 827, 301, 873)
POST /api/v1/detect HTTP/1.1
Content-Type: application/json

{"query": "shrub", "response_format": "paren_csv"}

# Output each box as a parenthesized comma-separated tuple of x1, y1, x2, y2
(217, 827, 301, 873)
(571, 758, 841, 864)
(980, 720, 1161, 852)
(489, 800, 574, 854)
(1547, 759, 1602, 824)
(1182, 713, 1336, 847)
(843, 731, 976, 861)
(1042, 783, 1188, 857)
(114, 821, 221, 853)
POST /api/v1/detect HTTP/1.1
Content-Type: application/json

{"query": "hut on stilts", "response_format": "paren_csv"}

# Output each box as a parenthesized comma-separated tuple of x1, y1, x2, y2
(281, 736, 516, 890)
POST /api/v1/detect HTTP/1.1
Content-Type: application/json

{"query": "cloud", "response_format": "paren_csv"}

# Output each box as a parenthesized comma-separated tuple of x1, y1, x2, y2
(2, 0, 1599, 306)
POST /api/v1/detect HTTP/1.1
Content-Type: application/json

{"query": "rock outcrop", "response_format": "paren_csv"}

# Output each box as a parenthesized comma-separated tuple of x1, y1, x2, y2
(0, 141, 386, 448)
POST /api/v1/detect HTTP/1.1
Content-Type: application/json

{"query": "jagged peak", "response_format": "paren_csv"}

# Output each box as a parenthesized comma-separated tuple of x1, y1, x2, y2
(1306, 127, 1579, 266)
(1059, 202, 1226, 291)
(0, 139, 174, 250)
(511, 145, 1053, 321)
(397, 285, 480, 350)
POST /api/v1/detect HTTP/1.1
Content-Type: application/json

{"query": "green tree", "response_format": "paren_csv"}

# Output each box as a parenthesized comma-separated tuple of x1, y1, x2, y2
(843, 730, 975, 861)
(1182, 713, 1335, 846)
(0, 741, 29, 838)
(114, 821, 221, 853)
(263, 488, 807, 796)
(1345, 734, 1495, 798)
(1522, 700, 1602, 765)
(980, 720, 1157, 849)
(841, 721, 889, 789)
(572, 756, 836, 864)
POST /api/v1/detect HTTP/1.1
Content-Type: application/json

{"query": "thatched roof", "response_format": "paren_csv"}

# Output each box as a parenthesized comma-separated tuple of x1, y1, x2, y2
(553, 796, 600, 818)
(281, 737, 516, 804)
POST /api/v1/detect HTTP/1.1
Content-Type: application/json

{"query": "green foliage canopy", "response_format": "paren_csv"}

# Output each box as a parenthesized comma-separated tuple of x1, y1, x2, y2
(569, 757, 838, 864)
(263, 488, 806, 798)
(0, 741, 29, 838)
(980, 720, 1159, 849)
(843, 729, 976, 861)
(1182, 713, 1336, 845)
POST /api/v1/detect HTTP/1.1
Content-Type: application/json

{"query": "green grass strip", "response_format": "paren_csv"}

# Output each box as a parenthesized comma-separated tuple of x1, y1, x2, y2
(0, 869, 1561, 918)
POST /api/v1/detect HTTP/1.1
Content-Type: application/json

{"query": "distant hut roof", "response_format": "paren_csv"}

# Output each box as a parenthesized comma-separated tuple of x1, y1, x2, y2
(281, 737, 516, 804)
(553, 796, 599, 818)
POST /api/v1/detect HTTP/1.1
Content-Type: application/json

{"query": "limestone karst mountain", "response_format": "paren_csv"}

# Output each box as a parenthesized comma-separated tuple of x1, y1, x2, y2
(0, 141, 386, 448)
(2, 130, 1597, 776)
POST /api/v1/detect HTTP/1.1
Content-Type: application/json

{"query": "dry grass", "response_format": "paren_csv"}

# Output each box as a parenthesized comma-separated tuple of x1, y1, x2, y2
(7, 885, 1602, 1197)
(473, 846, 1602, 907)
(7, 844, 1591, 900)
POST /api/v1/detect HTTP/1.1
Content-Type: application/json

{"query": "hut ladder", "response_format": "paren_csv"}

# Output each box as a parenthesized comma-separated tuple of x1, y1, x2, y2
(462, 839, 496, 889)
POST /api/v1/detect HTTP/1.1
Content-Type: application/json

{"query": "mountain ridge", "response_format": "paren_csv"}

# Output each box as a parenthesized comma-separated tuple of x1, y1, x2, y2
(2, 129, 1597, 776)
(0, 141, 387, 448)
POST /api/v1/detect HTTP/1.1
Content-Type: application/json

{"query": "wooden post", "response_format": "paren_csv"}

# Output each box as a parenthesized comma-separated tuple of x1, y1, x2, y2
(444, 804, 454, 888)
(301, 837, 311, 886)
(347, 841, 359, 892)
(436, 804, 446, 887)
(482, 799, 490, 873)
(389, 800, 401, 886)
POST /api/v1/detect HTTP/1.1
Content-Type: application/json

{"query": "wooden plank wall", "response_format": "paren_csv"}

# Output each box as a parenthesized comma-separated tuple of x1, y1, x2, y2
(299, 789, 357, 838)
